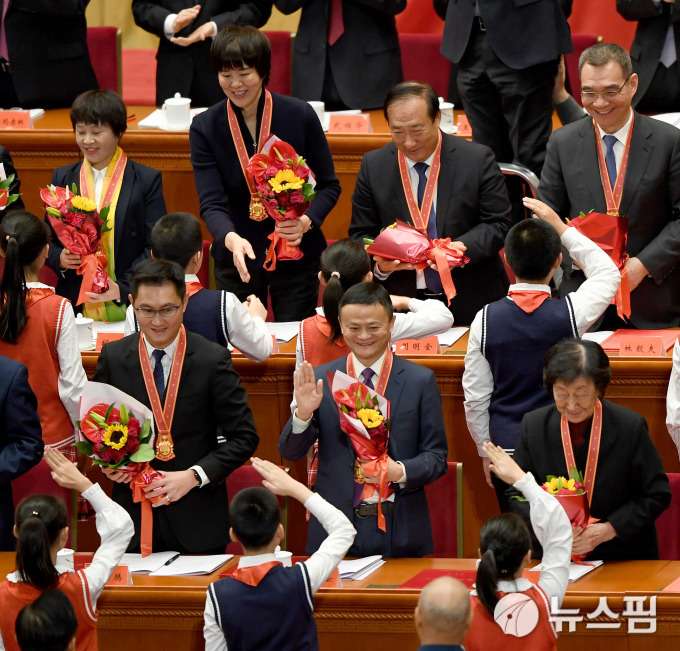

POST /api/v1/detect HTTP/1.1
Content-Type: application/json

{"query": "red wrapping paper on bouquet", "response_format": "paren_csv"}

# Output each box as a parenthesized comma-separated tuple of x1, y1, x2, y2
(568, 212, 630, 320)
(551, 491, 598, 564)
(131, 464, 168, 557)
(329, 370, 393, 532)
(365, 220, 469, 305)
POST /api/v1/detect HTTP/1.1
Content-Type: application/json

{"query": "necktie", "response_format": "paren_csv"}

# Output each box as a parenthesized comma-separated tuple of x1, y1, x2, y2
(328, 0, 344, 46)
(602, 135, 617, 190)
(152, 349, 166, 398)
(414, 162, 443, 293)
(361, 367, 375, 390)
(660, 24, 677, 68)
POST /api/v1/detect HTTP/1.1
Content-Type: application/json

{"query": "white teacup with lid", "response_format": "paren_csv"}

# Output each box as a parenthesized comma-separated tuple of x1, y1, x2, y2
(162, 92, 191, 130)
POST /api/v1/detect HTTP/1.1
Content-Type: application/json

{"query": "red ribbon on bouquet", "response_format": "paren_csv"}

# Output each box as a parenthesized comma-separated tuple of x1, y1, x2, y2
(130, 464, 167, 557)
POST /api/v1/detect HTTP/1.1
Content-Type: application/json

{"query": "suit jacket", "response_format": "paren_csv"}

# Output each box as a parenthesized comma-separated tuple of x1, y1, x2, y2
(46, 159, 166, 307)
(0, 356, 43, 551)
(132, 0, 272, 106)
(437, 0, 573, 68)
(279, 354, 448, 557)
(0, 147, 24, 213)
(190, 91, 341, 269)
(618, 0, 680, 107)
(4, 0, 98, 109)
(349, 133, 513, 325)
(94, 331, 259, 553)
(276, 0, 405, 109)
(538, 112, 680, 328)
(511, 399, 670, 560)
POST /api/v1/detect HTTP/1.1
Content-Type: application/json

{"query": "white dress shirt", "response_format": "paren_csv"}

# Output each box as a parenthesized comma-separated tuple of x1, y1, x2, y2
(92, 166, 106, 206)
(666, 339, 680, 461)
(203, 492, 356, 651)
(463, 228, 621, 456)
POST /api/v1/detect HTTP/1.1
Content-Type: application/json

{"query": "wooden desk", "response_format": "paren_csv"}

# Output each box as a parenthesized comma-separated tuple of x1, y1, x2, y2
(80, 335, 677, 558)
(0, 554, 677, 650)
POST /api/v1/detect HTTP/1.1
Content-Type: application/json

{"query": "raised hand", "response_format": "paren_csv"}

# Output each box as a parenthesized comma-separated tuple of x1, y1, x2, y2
(482, 442, 526, 486)
(45, 447, 92, 494)
(294, 361, 323, 422)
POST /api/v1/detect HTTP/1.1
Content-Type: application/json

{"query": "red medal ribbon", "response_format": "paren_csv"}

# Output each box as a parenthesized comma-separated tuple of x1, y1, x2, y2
(346, 348, 393, 396)
(185, 281, 203, 299)
(79, 149, 128, 211)
(593, 114, 634, 217)
(138, 325, 188, 461)
(507, 290, 551, 314)
(130, 463, 167, 557)
(397, 131, 442, 234)
(231, 561, 281, 587)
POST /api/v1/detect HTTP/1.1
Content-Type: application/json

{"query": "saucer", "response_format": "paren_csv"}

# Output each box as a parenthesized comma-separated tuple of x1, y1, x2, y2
(441, 124, 458, 135)
(79, 343, 96, 351)
(158, 120, 191, 132)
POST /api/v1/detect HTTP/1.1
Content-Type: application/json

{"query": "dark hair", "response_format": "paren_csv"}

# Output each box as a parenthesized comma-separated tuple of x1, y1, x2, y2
(15, 589, 77, 651)
(130, 259, 186, 300)
(504, 219, 561, 280)
(579, 42, 633, 77)
(384, 81, 440, 123)
(476, 513, 532, 616)
(543, 338, 611, 397)
(338, 282, 394, 322)
(230, 487, 280, 551)
(0, 212, 51, 344)
(151, 213, 203, 270)
(320, 239, 372, 344)
(70, 90, 128, 138)
(15, 495, 68, 591)
(211, 25, 271, 85)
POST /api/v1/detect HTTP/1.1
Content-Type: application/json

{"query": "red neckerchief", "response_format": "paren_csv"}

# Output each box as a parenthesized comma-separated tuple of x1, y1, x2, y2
(507, 290, 551, 314)
(231, 561, 281, 587)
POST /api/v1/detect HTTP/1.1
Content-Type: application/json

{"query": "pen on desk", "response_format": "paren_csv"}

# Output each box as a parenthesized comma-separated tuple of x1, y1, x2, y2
(127, 114, 136, 122)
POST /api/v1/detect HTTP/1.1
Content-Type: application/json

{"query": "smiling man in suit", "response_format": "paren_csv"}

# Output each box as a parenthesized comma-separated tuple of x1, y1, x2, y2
(94, 259, 258, 554)
(279, 282, 448, 557)
(538, 42, 680, 329)
(349, 81, 513, 326)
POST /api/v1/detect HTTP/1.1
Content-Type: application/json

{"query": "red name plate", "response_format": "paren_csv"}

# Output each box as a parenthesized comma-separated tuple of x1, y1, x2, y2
(395, 336, 440, 355)
(619, 335, 666, 357)
(0, 111, 30, 129)
(95, 332, 125, 351)
(327, 113, 371, 133)
(106, 565, 132, 586)
(456, 116, 472, 137)
(319, 568, 340, 589)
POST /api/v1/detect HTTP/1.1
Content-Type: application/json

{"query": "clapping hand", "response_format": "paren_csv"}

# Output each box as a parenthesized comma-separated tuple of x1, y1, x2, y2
(294, 361, 323, 422)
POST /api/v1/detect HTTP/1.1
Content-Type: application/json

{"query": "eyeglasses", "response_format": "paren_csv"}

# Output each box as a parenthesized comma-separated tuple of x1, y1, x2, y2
(134, 305, 182, 320)
(581, 76, 631, 102)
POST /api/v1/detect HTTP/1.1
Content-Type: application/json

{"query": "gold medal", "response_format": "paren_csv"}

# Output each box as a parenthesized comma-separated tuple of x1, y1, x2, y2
(249, 197, 267, 221)
(155, 435, 174, 462)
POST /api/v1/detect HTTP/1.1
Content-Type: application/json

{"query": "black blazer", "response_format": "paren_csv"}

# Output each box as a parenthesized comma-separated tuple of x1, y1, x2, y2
(94, 331, 259, 553)
(538, 111, 680, 328)
(46, 159, 166, 307)
(132, 0, 272, 106)
(4, 0, 98, 108)
(511, 399, 671, 560)
(349, 133, 513, 325)
(276, 0, 405, 109)
(0, 146, 24, 213)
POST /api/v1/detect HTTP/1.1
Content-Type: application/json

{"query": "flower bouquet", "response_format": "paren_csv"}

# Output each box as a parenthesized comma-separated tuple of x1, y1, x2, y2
(568, 211, 630, 319)
(41, 183, 111, 306)
(329, 370, 392, 531)
(0, 174, 21, 211)
(365, 220, 469, 305)
(246, 136, 316, 271)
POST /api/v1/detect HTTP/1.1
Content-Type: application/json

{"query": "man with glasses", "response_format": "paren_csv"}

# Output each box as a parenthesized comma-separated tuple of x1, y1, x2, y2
(94, 258, 259, 554)
(538, 42, 680, 329)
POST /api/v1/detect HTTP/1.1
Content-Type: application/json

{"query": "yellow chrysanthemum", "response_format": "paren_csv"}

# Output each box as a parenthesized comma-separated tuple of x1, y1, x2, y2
(70, 195, 97, 212)
(566, 478, 576, 492)
(103, 423, 129, 450)
(543, 477, 560, 494)
(269, 168, 304, 193)
(357, 408, 384, 429)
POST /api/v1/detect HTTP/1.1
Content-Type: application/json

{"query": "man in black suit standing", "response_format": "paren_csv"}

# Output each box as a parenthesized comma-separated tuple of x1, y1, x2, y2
(618, 0, 680, 113)
(538, 42, 680, 329)
(132, 0, 272, 107)
(436, 0, 573, 176)
(349, 81, 513, 326)
(95, 259, 258, 554)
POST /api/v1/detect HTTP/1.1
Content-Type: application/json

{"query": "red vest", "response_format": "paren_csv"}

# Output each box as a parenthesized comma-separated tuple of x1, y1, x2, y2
(299, 314, 349, 367)
(465, 587, 557, 651)
(0, 288, 73, 449)
(0, 572, 98, 651)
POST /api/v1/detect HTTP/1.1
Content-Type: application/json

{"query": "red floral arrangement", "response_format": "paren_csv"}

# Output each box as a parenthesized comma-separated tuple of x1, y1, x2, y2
(0, 175, 21, 212)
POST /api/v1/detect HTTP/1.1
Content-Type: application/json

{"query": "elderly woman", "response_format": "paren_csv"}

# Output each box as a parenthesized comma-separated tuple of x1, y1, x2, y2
(511, 338, 670, 560)
(190, 25, 341, 321)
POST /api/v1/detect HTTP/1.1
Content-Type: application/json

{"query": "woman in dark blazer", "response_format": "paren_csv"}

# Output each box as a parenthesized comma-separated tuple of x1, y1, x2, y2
(511, 338, 671, 561)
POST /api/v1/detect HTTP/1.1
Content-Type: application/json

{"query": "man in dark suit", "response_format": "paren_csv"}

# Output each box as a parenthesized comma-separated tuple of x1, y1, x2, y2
(132, 0, 272, 107)
(0, 356, 43, 550)
(618, 0, 680, 113)
(275, 0, 405, 110)
(0, 146, 23, 213)
(0, 0, 98, 109)
(436, 0, 573, 175)
(280, 282, 448, 557)
(94, 259, 258, 554)
(538, 42, 680, 329)
(349, 81, 513, 326)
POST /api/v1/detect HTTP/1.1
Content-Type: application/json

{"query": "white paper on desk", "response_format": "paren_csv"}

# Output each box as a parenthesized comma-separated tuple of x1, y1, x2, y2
(530, 559, 603, 583)
(120, 551, 179, 574)
(581, 331, 614, 345)
(150, 554, 233, 576)
(437, 327, 469, 348)
(137, 107, 208, 129)
(338, 555, 384, 580)
(650, 112, 680, 128)
(322, 109, 362, 131)
(266, 321, 300, 342)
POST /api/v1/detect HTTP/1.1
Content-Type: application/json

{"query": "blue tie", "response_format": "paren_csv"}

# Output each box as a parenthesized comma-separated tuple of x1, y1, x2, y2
(414, 162, 443, 293)
(602, 135, 618, 189)
(361, 367, 375, 389)
(152, 349, 166, 399)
